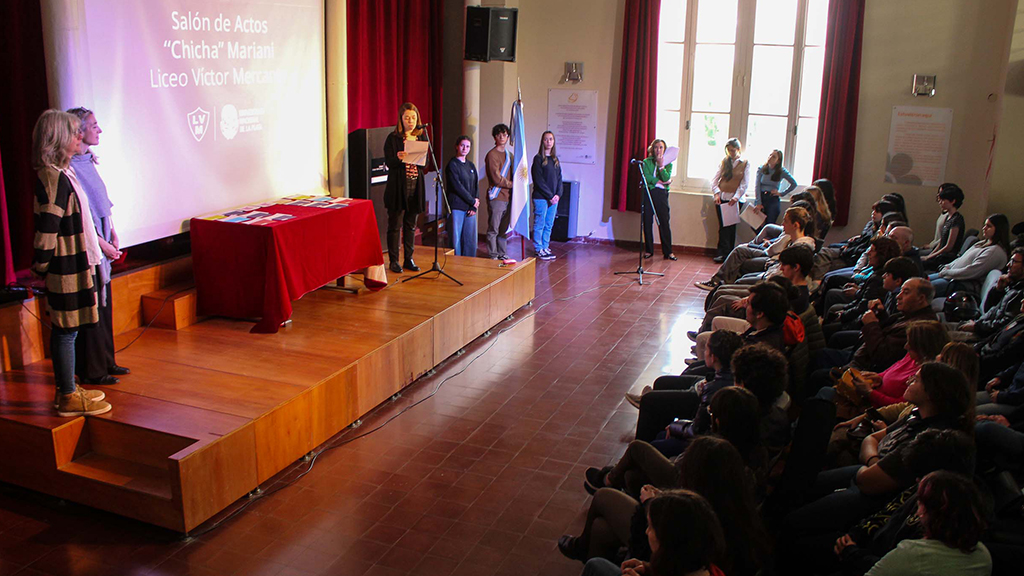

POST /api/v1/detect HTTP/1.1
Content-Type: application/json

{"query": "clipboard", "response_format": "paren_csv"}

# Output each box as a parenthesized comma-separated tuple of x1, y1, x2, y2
(740, 203, 767, 230)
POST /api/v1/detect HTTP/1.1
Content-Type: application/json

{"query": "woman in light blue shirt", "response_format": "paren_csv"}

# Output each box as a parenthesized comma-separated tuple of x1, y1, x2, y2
(753, 149, 798, 230)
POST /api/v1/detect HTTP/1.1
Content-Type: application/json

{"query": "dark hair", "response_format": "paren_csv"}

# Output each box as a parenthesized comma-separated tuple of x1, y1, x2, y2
(872, 200, 896, 215)
(939, 342, 980, 391)
(903, 428, 976, 478)
(731, 343, 787, 408)
(869, 237, 902, 268)
(783, 206, 811, 233)
(905, 321, 950, 361)
(708, 387, 762, 461)
(812, 178, 837, 217)
(883, 256, 919, 285)
(454, 135, 471, 147)
(707, 330, 743, 367)
(791, 190, 815, 206)
(937, 183, 965, 209)
(1011, 246, 1024, 260)
(491, 123, 510, 138)
(881, 211, 904, 229)
(985, 213, 1011, 254)
(768, 275, 800, 307)
(719, 138, 742, 181)
(917, 471, 986, 553)
(538, 131, 559, 167)
(394, 102, 423, 137)
(674, 437, 768, 575)
(760, 149, 784, 182)
(918, 361, 974, 432)
(748, 281, 790, 325)
(779, 245, 814, 277)
(647, 490, 726, 575)
(789, 200, 816, 236)
(881, 193, 908, 222)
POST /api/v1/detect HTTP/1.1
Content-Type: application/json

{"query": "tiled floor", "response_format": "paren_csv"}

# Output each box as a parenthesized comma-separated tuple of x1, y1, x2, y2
(0, 243, 719, 576)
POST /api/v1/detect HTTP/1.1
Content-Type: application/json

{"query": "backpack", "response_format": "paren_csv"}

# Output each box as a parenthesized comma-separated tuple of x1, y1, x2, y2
(782, 311, 806, 346)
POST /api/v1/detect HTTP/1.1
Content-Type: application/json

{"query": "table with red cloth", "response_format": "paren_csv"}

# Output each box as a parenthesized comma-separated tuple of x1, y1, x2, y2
(190, 199, 387, 333)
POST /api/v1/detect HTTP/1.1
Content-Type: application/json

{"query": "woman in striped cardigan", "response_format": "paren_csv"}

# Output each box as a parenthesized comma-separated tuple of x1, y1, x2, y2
(31, 109, 111, 416)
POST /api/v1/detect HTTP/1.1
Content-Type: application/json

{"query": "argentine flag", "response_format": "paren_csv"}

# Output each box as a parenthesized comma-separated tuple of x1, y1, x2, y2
(509, 99, 531, 238)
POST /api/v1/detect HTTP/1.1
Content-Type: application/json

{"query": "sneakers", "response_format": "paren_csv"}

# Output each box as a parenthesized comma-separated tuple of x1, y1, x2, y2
(624, 385, 652, 409)
(694, 279, 722, 291)
(537, 249, 556, 261)
(52, 385, 106, 409)
(56, 389, 112, 417)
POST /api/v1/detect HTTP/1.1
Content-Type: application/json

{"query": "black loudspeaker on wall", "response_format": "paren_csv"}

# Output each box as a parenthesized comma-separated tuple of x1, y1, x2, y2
(464, 6, 518, 62)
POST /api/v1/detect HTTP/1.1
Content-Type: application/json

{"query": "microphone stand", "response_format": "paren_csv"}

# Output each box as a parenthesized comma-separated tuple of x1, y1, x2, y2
(404, 125, 463, 286)
(615, 159, 665, 285)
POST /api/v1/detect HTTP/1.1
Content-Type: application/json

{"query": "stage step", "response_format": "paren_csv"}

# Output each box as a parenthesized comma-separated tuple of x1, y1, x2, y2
(141, 283, 198, 330)
(59, 453, 173, 499)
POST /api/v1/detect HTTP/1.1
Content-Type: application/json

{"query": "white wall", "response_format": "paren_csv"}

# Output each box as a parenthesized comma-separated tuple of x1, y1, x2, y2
(990, 2, 1024, 223)
(445, 0, 1019, 248)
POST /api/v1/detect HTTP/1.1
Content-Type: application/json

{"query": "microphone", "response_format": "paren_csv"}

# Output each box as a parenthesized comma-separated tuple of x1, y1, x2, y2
(630, 158, 641, 165)
(416, 123, 430, 129)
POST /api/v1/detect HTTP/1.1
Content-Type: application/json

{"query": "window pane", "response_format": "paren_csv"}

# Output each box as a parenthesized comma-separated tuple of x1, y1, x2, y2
(687, 113, 731, 179)
(754, 0, 798, 45)
(696, 0, 738, 43)
(805, 0, 830, 46)
(659, 0, 687, 43)
(691, 44, 735, 112)
(656, 110, 681, 149)
(793, 117, 819, 183)
(799, 47, 825, 117)
(744, 115, 789, 172)
(657, 43, 685, 111)
(748, 46, 794, 115)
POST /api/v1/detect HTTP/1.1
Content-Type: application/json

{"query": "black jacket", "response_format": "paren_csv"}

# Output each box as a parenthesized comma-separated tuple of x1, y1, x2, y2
(383, 131, 428, 213)
(444, 157, 478, 212)
(530, 154, 562, 201)
(976, 278, 1024, 337)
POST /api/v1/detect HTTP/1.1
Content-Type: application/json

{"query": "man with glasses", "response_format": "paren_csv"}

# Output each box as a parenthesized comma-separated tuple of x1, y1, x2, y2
(955, 246, 1024, 340)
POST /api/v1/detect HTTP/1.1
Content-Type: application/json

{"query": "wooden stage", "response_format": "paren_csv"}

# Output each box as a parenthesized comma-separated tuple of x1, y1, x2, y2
(0, 249, 535, 533)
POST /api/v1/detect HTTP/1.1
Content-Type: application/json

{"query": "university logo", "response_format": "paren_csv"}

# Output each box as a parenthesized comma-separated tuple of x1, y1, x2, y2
(187, 107, 210, 142)
(220, 104, 239, 140)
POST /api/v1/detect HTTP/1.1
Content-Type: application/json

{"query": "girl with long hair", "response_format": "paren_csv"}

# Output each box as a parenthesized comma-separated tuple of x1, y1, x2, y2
(803, 184, 833, 239)
(383, 102, 428, 273)
(752, 149, 797, 228)
(531, 131, 562, 260)
(30, 110, 111, 416)
(929, 213, 1010, 297)
(639, 138, 676, 260)
(444, 135, 479, 257)
(710, 138, 752, 262)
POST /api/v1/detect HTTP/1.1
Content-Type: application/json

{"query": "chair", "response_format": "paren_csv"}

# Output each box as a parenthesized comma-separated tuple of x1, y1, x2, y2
(761, 397, 836, 520)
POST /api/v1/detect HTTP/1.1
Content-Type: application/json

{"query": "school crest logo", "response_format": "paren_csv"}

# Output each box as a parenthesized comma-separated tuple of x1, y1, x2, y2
(187, 107, 210, 142)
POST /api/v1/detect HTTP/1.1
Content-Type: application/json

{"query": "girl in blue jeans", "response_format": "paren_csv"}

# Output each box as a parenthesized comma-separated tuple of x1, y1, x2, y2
(531, 131, 562, 260)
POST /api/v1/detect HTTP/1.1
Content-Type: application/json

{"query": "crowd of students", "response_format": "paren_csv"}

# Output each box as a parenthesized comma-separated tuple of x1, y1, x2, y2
(557, 180, 1024, 575)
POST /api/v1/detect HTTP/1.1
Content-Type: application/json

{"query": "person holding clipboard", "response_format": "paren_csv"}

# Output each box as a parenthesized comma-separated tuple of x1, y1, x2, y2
(639, 139, 677, 261)
(383, 102, 428, 273)
(710, 138, 752, 263)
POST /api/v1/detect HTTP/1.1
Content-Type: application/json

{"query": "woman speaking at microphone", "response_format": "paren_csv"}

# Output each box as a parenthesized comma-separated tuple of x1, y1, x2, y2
(639, 139, 676, 261)
(383, 102, 428, 273)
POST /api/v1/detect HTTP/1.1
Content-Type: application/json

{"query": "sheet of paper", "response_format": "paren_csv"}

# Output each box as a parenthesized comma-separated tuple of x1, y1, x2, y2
(740, 203, 766, 230)
(662, 146, 679, 166)
(719, 200, 741, 227)
(403, 141, 428, 167)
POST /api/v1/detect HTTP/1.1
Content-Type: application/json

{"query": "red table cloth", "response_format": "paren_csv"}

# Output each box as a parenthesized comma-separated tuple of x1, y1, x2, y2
(190, 199, 386, 333)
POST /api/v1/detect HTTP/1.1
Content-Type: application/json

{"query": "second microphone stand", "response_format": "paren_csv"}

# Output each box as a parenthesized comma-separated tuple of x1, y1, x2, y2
(404, 125, 463, 286)
(615, 159, 665, 285)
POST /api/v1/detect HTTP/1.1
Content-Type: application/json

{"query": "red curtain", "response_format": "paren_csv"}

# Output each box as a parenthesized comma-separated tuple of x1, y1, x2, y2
(0, 1, 49, 280)
(611, 0, 661, 212)
(347, 0, 444, 134)
(812, 0, 865, 227)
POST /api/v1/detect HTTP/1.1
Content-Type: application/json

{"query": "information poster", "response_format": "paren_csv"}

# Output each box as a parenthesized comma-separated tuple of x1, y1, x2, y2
(885, 106, 953, 186)
(547, 89, 598, 164)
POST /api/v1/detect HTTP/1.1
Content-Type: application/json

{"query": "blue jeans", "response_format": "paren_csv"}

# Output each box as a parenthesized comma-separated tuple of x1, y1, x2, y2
(761, 195, 782, 228)
(448, 209, 477, 257)
(532, 198, 557, 252)
(51, 326, 78, 395)
(928, 273, 951, 297)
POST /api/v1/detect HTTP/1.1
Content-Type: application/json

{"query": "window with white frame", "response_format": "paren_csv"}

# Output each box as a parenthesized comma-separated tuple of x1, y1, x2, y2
(656, 0, 830, 190)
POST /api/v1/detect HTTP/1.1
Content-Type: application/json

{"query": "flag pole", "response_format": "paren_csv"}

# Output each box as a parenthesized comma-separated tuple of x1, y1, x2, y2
(515, 79, 526, 260)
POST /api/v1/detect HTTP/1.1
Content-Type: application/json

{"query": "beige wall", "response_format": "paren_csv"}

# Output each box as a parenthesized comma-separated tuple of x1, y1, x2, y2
(990, 2, 1024, 222)
(443, 0, 1019, 248)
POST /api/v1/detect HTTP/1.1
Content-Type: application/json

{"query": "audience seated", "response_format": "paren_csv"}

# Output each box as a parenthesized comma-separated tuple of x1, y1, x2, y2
(922, 183, 967, 271)
(976, 298, 1024, 383)
(954, 246, 1024, 340)
(819, 236, 902, 318)
(822, 255, 919, 343)
(929, 214, 1010, 298)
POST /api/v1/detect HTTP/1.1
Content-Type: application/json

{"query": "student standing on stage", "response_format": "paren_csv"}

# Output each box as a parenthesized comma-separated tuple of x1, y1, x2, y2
(531, 131, 562, 261)
(752, 149, 797, 229)
(383, 102, 428, 273)
(68, 107, 130, 385)
(710, 138, 752, 263)
(485, 124, 514, 262)
(445, 135, 479, 257)
(639, 138, 677, 261)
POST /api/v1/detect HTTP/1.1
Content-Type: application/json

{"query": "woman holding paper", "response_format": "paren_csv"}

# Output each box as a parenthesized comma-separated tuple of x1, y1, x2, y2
(639, 139, 677, 260)
(384, 102, 428, 273)
(710, 138, 752, 263)
(752, 149, 798, 229)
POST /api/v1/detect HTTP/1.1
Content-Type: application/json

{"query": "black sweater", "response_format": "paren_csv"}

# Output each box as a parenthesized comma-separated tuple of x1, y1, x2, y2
(445, 157, 478, 212)
(531, 154, 562, 201)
